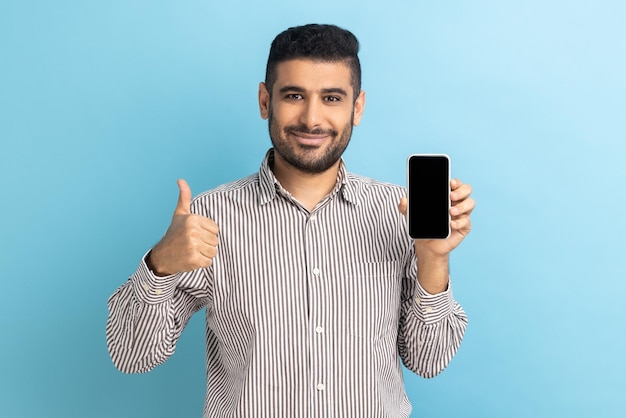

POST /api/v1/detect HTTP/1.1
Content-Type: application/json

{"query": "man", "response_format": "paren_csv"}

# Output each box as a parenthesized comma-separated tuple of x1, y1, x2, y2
(107, 23, 474, 418)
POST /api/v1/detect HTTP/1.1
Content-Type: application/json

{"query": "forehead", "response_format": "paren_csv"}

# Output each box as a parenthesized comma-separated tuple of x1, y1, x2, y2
(272, 59, 353, 91)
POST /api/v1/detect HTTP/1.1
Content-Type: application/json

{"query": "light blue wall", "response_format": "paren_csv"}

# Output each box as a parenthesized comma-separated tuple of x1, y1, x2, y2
(1, 1, 624, 417)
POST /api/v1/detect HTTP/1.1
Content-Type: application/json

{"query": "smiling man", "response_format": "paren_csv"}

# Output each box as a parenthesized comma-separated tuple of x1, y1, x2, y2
(106, 24, 474, 418)
(260, 57, 365, 211)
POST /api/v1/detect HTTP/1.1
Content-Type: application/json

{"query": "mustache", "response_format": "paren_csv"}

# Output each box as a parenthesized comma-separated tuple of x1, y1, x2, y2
(284, 125, 338, 137)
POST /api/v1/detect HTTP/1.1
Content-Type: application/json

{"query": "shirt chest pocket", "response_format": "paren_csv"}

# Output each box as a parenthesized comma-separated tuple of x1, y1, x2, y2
(343, 260, 402, 341)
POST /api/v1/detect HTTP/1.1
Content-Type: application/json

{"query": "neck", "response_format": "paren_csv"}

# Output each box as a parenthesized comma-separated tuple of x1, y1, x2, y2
(272, 153, 340, 212)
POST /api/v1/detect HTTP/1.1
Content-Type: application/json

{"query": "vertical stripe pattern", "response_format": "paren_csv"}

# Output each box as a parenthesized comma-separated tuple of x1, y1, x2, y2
(106, 149, 468, 418)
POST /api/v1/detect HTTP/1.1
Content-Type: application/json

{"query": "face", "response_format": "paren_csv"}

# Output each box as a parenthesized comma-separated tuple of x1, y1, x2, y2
(258, 59, 366, 174)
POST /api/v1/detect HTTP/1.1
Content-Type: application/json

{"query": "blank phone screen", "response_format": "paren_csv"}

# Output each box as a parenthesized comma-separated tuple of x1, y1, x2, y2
(408, 155, 450, 239)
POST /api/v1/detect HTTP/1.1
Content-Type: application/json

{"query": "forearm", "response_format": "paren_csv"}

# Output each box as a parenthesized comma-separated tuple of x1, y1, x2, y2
(398, 279, 468, 378)
(105, 255, 205, 373)
(105, 279, 178, 373)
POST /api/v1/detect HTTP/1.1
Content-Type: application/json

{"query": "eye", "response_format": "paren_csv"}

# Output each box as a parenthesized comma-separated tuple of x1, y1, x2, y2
(286, 93, 303, 100)
(324, 96, 341, 102)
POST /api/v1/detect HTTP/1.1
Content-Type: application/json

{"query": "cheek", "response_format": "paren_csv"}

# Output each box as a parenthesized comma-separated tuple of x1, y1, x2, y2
(271, 101, 298, 118)
(331, 111, 355, 131)
(332, 105, 356, 123)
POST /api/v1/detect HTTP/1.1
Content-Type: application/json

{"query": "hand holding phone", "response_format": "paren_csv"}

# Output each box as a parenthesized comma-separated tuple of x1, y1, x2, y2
(407, 154, 451, 239)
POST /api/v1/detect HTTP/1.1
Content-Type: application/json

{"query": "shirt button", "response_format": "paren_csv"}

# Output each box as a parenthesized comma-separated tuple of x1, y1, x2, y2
(425, 306, 434, 313)
(312, 268, 320, 276)
(142, 282, 150, 291)
(415, 297, 421, 305)
(315, 326, 324, 334)
(310, 215, 317, 221)
(154, 289, 163, 295)
(316, 383, 325, 391)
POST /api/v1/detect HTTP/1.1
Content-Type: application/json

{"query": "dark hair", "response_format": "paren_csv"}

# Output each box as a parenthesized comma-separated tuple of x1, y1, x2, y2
(265, 24, 361, 100)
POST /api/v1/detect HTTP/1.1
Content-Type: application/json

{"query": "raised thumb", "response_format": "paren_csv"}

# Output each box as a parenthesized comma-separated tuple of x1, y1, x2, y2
(174, 178, 192, 215)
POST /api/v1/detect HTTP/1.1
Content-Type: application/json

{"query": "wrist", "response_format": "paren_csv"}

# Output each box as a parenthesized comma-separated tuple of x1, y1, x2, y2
(416, 252, 449, 294)
(416, 248, 449, 266)
(146, 247, 170, 277)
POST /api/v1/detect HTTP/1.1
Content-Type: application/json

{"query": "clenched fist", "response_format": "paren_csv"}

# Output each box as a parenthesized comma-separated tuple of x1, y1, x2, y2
(147, 179, 219, 276)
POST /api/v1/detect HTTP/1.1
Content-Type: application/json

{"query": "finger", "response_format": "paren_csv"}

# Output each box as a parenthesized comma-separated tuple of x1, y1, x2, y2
(450, 178, 462, 190)
(174, 179, 192, 215)
(197, 243, 218, 260)
(450, 197, 476, 217)
(197, 229, 219, 246)
(198, 217, 220, 235)
(398, 197, 407, 216)
(450, 183, 472, 203)
(451, 216, 472, 232)
(186, 251, 215, 270)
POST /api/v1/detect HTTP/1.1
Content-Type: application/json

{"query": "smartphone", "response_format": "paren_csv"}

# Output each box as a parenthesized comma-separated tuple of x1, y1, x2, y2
(407, 154, 451, 239)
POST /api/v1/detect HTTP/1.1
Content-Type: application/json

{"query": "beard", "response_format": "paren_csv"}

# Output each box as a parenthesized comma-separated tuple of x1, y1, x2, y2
(267, 105, 354, 174)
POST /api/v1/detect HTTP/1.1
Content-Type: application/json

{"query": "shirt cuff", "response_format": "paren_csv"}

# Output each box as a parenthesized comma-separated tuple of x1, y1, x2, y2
(130, 250, 179, 304)
(409, 278, 455, 325)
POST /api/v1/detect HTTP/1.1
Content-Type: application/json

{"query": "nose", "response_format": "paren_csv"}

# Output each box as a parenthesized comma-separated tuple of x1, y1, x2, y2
(299, 98, 321, 130)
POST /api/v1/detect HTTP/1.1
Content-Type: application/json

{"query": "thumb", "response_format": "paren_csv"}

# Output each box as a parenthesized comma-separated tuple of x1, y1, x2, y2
(174, 178, 192, 215)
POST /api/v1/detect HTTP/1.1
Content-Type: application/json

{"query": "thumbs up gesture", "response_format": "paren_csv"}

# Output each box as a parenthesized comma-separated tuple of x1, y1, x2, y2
(147, 179, 219, 276)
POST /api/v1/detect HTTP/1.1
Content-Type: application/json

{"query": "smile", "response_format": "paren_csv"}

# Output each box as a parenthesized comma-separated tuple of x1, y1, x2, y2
(289, 131, 331, 147)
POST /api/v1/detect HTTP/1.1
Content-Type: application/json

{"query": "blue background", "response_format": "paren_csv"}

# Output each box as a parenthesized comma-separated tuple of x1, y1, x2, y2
(1, 1, 624, 417)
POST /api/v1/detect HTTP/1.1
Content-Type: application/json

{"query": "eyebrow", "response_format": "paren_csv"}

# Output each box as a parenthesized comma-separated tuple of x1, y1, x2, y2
(321, 87, 349, 96)
(278, 85, 349, 97)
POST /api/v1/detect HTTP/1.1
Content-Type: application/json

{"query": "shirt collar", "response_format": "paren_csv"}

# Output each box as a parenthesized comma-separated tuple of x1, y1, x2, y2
(257, 148, 359, 207)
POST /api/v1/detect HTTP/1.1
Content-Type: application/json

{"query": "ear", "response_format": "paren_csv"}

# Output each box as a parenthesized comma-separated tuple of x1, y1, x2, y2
(258, 82, 270, 120)
(352, 90, 366, 126)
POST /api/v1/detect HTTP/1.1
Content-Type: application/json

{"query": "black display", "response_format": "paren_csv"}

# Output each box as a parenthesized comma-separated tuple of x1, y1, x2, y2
(407, 155, 450, 239)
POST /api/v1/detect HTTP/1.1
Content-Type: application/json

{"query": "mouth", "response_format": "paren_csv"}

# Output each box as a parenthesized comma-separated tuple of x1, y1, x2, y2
(289, 130, 333, 147)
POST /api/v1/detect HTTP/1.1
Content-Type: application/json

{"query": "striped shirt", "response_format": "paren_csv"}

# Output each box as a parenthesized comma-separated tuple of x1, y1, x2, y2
(106, 149, 468, 418)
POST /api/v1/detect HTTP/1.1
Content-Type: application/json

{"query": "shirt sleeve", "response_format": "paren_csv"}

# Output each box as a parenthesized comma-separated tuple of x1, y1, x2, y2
(105, 251, 210, 373)
(397, 257, 468, 378)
